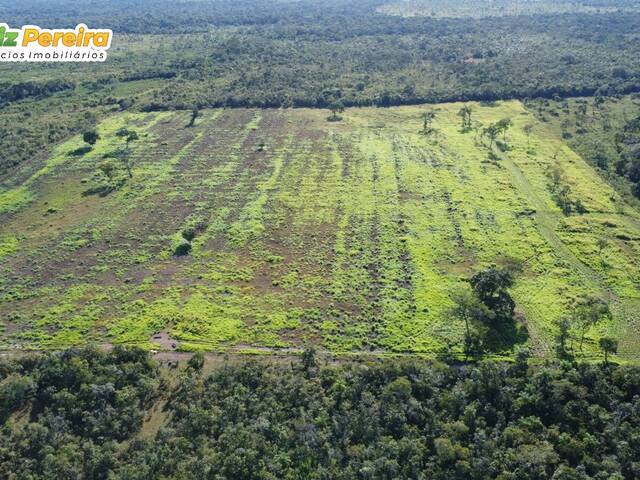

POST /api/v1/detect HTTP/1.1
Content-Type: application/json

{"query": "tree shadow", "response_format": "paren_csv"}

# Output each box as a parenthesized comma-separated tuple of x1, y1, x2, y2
(483, 316, 529, 353)
(82, 184, 115, 197)
(69, 146, 92, 157)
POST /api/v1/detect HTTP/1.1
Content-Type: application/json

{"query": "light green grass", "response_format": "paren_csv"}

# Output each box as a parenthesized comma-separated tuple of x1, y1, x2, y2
(1, 100, 639, 362)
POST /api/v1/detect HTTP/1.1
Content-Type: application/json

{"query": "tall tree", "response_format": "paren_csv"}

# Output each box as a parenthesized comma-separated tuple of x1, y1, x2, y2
(470, 266, 516, 324)
(451, 288, 489, 355)
(523, 123, 533, 148)
(497, 118, 513, 142)
(328, 101, 345, 121)
(483, 123, 500, 150)
(599, 337, 618, 365)
(574, 297, 611, 352)
(457, 105, 473, 130)
(188, 107, 199, 127)
(421, 110, 437, 135)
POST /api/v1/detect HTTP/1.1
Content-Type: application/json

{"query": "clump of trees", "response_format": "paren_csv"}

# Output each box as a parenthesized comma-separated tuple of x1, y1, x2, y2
(555, 296, 612, 361)
(83, 128, 140, 196)
(173, 215, 208, 256)
(547, 162, 587, 215)
(481, 118, 512, 153)
(420, 109, 437, 136)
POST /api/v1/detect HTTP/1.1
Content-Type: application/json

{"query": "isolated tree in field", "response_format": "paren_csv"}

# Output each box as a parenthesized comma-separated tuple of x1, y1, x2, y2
(98, 160, 116, 181)
(457, 105, 473, 131)
(472, 120, 483, 144)
(470, 266, 516, 324)
(119, 149, 134, 179)
(421, 110, 437, 135)
(523, 123, 533, 148)
(115, 127, 129, 138)
(451, 287, 489, 355)
(188, 107, 199, 127)
(328, 101, 345, 121)
(497, 118, 513, 142)
(125, 130, 138, 149)
(573, 297, 611, 352)
(83, 130, 99, 147)
(111, 129, 139, 178)
(116, 128, 139, 150)
(549, 163, 564, 187)
(597, 237, 608, 262)
(482, 123, 500, 150)
(599, 337, 618, 365)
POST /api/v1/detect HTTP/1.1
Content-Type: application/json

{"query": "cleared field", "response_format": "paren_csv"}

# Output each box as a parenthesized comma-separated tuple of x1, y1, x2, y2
(1, 101, 639, 360)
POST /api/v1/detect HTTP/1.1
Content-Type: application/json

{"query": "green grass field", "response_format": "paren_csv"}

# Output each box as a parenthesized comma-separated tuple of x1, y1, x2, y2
(1, 100, 639, 360)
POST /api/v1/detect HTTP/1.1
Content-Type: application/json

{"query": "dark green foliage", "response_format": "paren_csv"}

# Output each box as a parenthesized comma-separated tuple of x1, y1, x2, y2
(186, 352, 204, 372)
(173, 238, 192, 256)
(187, 108, 199, 128)
(0, 347, 158, 479)
(2, 348, 640, 478)
(0, 79, 74, 102)
(616, 115, 640, 198)
(328, 101, 345, 122)
(83, 130, 100, 146)
(470, 266, 515, 322)
(465, 266, 527, 351)
(599, 337, 618, 364)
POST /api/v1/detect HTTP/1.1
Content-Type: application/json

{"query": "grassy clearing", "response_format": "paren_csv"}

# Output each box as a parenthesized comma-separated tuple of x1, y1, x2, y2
(0, 100, 639, 361)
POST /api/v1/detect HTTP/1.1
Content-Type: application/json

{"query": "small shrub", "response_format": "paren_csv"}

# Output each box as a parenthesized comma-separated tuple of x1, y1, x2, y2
(182, 227, 196, 242)
(173, 238, 192, 256)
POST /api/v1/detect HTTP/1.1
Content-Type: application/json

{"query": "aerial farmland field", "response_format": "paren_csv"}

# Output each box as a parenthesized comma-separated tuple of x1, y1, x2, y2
(6, 1, 640, 475)
(1, 99, 639, 360)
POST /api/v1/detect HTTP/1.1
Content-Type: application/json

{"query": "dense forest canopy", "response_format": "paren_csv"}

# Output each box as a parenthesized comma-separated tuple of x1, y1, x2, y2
(378, 0, 640, 18)
(1, 347, 640, 479)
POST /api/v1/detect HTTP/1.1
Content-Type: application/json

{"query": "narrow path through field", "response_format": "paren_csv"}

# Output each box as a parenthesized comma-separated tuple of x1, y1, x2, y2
(501, 151, 613, 298)
(502, 150, 640, 357)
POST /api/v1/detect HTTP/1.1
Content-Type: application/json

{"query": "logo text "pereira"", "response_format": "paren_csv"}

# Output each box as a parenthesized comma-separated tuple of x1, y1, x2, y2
(0, 24, 111, 49)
